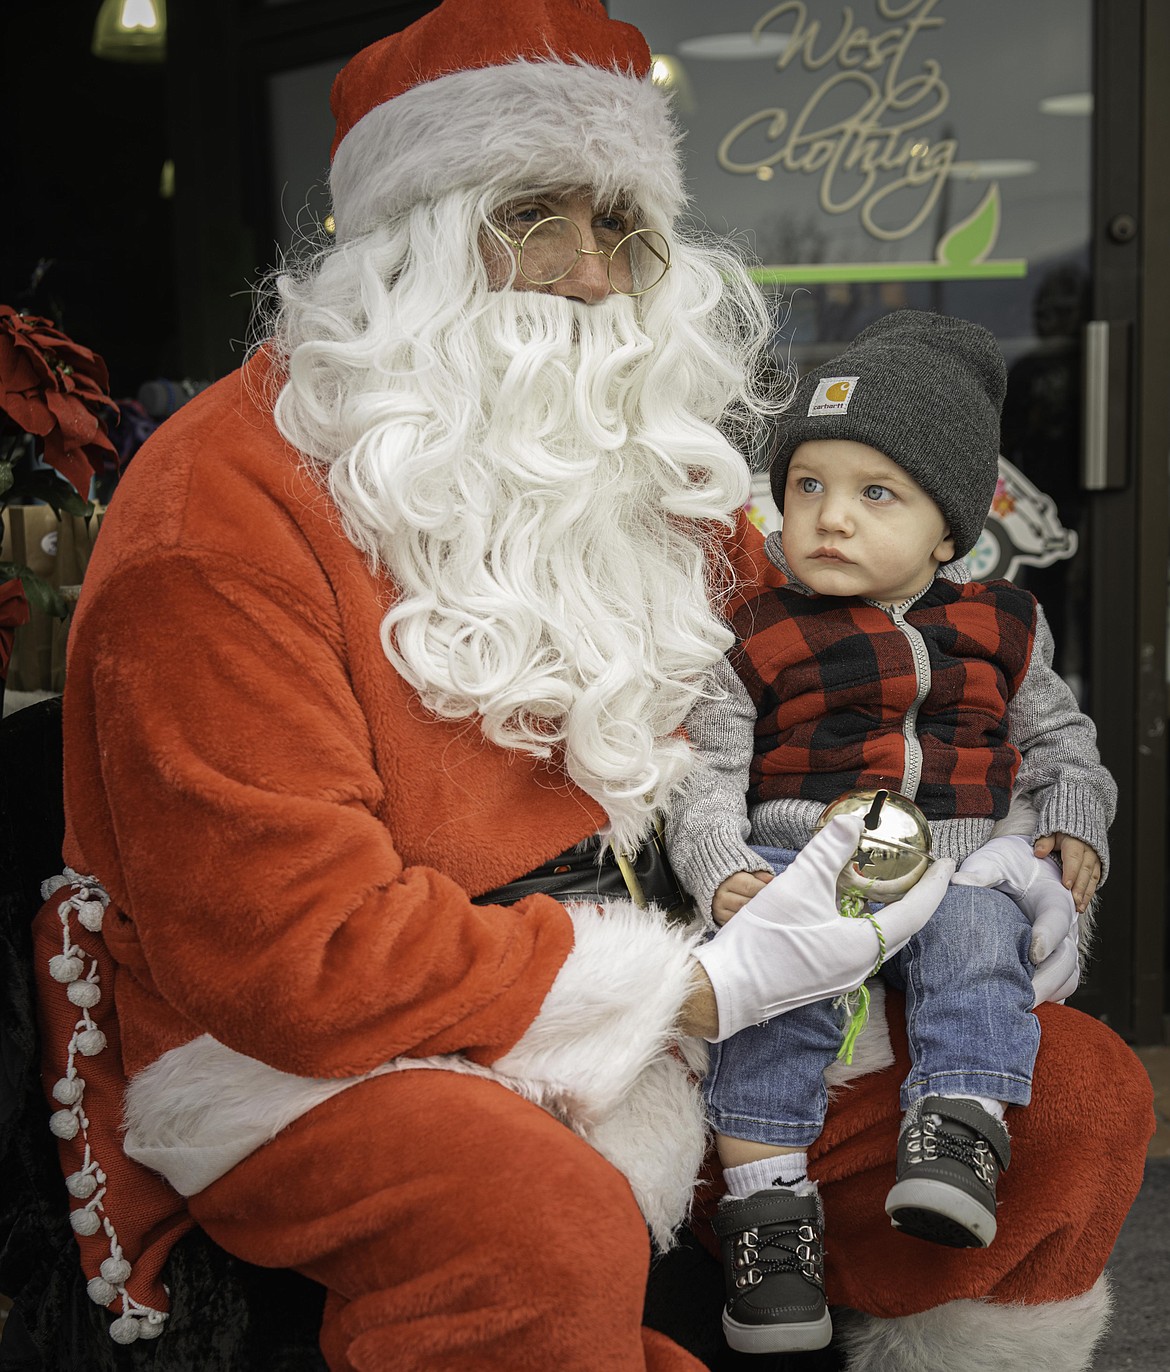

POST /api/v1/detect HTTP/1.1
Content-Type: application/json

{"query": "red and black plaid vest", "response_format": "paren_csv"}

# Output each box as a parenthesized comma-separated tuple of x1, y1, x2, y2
(730, 578, 1037, 822)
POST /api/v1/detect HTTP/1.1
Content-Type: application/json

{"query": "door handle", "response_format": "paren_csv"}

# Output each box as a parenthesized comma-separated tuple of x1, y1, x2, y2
(1081, 319, 1130, 489)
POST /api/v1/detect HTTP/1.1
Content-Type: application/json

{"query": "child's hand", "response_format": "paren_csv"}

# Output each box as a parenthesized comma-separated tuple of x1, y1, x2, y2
(1033, 833, 1101, 913)
(712, 870, 774, 925)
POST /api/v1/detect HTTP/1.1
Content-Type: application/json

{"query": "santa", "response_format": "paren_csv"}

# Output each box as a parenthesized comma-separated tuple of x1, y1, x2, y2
(34, 1, 1151, 1368)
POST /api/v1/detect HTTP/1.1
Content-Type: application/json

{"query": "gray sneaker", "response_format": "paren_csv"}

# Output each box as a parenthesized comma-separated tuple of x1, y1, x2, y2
(885, 1096, 1011, 1248)
(711, 1187, 833, 1354)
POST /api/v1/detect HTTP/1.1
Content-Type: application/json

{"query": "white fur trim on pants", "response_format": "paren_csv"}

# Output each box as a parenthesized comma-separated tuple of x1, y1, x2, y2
(833, 1274, 1112, 1371)
(124, 900, 707, 1250)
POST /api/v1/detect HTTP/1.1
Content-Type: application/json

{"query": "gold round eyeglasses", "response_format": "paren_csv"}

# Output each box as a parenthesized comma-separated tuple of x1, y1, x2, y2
(489, 215, 671, 297)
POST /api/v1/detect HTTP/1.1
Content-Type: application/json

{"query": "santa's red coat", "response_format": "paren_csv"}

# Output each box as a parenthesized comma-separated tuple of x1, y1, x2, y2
(35, 356, 1153, 1363)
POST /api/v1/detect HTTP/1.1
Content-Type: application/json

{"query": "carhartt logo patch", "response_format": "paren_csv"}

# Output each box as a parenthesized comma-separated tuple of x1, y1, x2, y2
(808, 376, 859, 415)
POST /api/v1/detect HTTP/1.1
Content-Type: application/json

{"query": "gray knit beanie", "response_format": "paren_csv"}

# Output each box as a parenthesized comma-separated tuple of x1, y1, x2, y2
(770, 310, 1006, 558)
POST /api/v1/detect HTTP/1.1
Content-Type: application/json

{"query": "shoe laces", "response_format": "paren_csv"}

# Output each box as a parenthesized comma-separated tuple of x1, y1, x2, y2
(731, 1218, 825, 1293)
(907, 1114, 997, 1185)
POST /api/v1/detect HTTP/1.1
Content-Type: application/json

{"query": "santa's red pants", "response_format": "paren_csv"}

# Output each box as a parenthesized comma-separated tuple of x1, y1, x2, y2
(189, 999, 1152, 1371)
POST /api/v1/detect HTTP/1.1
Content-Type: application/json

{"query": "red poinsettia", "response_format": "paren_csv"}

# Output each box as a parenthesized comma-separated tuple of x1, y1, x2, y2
(0, 575, 31, 679)
(0, 304, 118, 498)
(1, 307, 119, 640)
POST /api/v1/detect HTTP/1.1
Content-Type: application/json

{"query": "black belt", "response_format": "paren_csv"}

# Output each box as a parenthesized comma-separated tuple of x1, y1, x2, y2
(472, 825, 693, 920)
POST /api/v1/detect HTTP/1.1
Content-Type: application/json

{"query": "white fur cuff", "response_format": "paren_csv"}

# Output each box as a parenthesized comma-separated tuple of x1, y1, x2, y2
(493, 898, 704, 1122)
(124, 901, 706, 1210)
(834, 1274, 1112, 1371)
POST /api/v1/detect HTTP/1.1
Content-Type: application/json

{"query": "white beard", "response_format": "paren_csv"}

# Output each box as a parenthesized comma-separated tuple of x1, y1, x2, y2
(280, 286, 755, 854)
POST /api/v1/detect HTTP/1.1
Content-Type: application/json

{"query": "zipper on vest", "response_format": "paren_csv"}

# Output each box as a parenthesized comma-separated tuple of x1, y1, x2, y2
(879, 601, 931, 802)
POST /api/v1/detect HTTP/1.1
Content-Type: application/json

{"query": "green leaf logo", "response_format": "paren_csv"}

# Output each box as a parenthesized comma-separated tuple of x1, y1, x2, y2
(936, 184, 1001, 267)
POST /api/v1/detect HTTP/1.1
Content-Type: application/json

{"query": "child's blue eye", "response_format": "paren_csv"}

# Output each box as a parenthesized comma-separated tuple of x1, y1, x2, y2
(796, 476, 822, 495)
(863, 484, 893, 502)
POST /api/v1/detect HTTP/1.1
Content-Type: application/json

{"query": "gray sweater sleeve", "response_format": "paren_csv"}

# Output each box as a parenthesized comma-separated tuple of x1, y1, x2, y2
(666, 654, 772, 919)
(1008, 601, 1117, 879)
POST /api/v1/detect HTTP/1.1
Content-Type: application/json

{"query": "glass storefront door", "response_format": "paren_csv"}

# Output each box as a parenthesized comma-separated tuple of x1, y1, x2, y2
(172, 0, 1164, 1037)
(617, 0, 1093, 672)
(613, 0, 1166, 1036)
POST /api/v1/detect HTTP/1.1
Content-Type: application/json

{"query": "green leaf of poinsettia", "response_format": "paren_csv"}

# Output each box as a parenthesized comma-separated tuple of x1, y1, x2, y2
(0, 561, 69, 619)
(0, 462, 13, 499)
(4, 468, 94, 518)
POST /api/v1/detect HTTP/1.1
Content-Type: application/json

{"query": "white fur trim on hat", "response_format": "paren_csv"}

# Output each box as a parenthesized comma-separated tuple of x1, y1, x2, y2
(330, 58, 685, 239)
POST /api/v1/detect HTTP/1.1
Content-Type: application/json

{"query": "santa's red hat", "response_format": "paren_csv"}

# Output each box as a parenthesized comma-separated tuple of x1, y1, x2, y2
(328, 0, 684, 240)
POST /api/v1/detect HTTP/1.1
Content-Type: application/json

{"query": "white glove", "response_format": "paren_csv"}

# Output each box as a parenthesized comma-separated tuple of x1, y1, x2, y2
(694, 814, 956, 1041)
(951, 834, 1079, 1005)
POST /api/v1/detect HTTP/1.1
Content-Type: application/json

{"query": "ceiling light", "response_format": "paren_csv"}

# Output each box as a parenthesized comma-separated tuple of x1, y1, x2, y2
(676, 32, 790, 60)
(948, 159, 1038, 180)
(1040, 93, 1093, 116)
(92, 0, 167, 64)
(649, 54, 695, 112)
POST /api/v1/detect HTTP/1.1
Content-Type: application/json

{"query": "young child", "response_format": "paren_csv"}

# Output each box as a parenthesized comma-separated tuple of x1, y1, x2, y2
(668, 310, 1116, 1355)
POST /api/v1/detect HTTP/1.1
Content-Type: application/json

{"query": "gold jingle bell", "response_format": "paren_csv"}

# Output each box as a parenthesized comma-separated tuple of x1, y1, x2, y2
(814, 787, 932, 904)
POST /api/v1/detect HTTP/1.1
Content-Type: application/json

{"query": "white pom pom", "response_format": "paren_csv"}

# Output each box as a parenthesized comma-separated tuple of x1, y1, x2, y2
(77, 902, 106, 933)
(67, 1170, 98, 1198)
(100, 1256, 133, 1286)
(109, 1315, 141, 1344)
(87, 1276, 117, 1306)
(67, 980, 102, 1009)
(76, 1029, 107, 1056)
(53, 1077, 84, 1105)
(50, 1109, 80, 1140)
(137, 1315, 165, 1340)
(49, 954, 84, 983)
(70, 1207, 102, 1237)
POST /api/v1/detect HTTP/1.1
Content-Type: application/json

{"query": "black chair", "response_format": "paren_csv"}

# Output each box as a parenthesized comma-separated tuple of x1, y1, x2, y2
(0, 697, 839, 1371)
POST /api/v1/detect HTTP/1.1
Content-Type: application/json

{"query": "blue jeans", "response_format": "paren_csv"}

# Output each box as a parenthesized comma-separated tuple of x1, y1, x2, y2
(705, 848, 1040, 1148)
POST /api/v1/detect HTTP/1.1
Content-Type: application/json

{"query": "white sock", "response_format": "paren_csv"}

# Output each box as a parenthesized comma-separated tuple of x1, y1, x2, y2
(940, 1094, 1007, 1122)
(724, 1151, 815, 1199)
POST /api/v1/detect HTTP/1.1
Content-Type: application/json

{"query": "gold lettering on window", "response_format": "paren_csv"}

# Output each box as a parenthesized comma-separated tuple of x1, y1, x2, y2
(716, 0, 958, 242)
